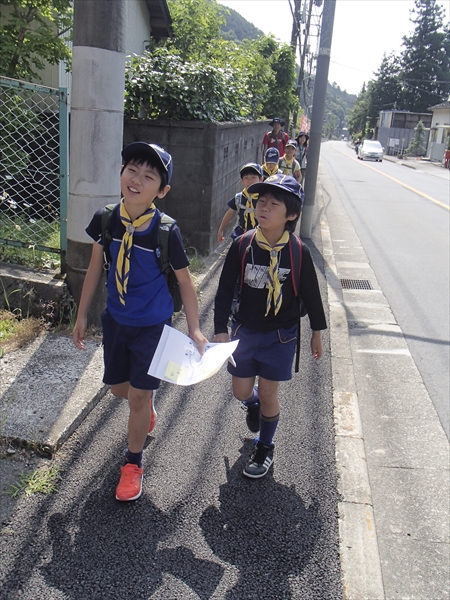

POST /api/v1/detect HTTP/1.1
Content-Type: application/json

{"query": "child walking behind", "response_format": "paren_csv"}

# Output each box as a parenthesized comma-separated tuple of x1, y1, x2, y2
(213, 174, 326, 478)
(217, 163, 263, 243)
(73, 142, 207, 501)
(279, 140, 302, 183)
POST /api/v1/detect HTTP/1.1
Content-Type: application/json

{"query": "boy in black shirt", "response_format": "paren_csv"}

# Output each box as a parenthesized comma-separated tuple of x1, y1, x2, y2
(213, 174, 326, 478)
(217, 163, 263, 243)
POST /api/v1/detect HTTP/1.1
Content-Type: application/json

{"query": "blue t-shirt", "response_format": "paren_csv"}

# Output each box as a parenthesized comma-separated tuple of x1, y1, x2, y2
(86, 206, 189, 327)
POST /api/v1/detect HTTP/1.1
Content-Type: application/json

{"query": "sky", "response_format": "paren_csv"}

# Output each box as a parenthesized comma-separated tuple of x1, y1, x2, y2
(217, 0, 449, 96)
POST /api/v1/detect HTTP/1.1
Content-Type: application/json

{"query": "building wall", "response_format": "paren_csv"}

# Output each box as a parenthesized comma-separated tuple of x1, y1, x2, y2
(378, 126, 430, 156)
(125, 0, 152, 56)
(28, 1, 152, 98)
(123, 119, 270, 254)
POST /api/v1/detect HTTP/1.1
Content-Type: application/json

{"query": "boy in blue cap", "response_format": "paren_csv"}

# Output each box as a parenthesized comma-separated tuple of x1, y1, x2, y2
(73, 142, 207, 501)
(261, 147, 282, 180)
(217, 162, 263, 243)
(213, 174, 326, 478)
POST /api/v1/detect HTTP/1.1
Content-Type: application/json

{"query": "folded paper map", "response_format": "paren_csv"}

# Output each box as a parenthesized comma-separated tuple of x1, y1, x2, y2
(148, 325, 239, 386)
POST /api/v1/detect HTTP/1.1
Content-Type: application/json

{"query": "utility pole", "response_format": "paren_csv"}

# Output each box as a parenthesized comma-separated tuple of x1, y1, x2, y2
(66, 0, 126, 324)
(300, 0, 336, 238)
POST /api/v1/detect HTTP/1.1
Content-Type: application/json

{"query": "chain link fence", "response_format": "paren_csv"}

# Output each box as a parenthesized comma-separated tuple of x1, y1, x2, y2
(0, 77, 68, 272)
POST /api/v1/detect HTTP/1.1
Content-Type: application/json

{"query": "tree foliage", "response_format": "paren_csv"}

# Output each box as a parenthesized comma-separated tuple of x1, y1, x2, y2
(348, 0, 449, 138)
(126, 0, 298, 122)
(406, 120, 426, 156)
(400, 0, 450, 112)
(166, 0, 225, 61)
(125, 48, 250, 121)
(0, 0, 72, 81)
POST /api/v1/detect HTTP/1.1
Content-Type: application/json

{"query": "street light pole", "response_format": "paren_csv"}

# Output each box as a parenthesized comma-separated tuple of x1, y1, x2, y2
(300, 0, 336, 238)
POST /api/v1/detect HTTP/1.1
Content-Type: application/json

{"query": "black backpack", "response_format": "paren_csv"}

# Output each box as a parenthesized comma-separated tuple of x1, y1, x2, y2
(236, 229, 307, 372)
(100, 204, 183, 313)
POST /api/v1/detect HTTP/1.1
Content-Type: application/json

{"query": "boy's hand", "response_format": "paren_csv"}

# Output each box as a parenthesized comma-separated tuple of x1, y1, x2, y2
(189, 328, 208, 355)
(217, 230, 225, 243)
(213, 333, 230, 343)
(310, 331, 323, 360)
(73, 318, 87, 350)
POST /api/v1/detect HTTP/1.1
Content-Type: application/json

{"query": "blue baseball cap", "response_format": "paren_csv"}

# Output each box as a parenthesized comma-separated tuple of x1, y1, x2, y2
(122, 142, 173, 183)
(247, 174, 303, 204)
(265, 147, 280, 163)
(239, 162, 263, 177)
(285, 139, 298, 149)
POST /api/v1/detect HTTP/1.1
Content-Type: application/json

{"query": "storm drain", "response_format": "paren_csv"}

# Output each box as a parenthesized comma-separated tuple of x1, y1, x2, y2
(340, 279, 373, 290)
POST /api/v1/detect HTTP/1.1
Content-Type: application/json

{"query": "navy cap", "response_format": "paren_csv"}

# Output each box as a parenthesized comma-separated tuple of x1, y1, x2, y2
(247, 174, 303, 205)
(265, 147, 280, 163)
(122, 142, 173, 183)
(239, 162, 263, 177)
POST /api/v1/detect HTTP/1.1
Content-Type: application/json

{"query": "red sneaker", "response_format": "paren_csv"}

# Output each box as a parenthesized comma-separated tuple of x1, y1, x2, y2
(148, 393, 157, 434)
(115, 463, 143, 501)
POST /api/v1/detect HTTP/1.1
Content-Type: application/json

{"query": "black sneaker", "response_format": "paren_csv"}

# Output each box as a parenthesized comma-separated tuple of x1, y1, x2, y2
(243, 441, 274, 479)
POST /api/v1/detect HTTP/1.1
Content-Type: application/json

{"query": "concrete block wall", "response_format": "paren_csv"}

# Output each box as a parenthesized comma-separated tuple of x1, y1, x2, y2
(124, 118, 270, 254)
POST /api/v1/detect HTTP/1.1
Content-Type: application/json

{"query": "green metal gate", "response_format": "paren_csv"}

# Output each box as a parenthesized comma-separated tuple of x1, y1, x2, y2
(0, 76, 69, 272)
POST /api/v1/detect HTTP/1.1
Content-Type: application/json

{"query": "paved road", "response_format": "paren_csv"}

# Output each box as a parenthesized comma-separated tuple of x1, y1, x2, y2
(321, 141, 450, 438)
(0, 204, 342, 599)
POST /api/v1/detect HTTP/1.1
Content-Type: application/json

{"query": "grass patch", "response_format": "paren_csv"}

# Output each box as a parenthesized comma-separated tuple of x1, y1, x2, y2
(187, 247, 205, 273)
(0, 310, 45, 356)
(6, 464, 61, 497)
(0, 216, 61, 270)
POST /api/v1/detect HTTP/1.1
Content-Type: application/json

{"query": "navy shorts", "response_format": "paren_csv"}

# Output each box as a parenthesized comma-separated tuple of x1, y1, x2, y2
(227, 322, 297, 381)
(101, 309, 170, 390)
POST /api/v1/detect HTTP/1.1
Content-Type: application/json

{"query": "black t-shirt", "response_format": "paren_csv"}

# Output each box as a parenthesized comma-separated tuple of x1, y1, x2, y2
(214, 235, 327, 334)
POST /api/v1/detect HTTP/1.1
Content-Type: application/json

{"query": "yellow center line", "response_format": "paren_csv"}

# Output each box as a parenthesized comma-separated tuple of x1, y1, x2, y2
(333, 145, 449, 211)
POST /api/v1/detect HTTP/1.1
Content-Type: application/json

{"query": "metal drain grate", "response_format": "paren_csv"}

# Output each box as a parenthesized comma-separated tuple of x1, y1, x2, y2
(340, 278, 373, 290)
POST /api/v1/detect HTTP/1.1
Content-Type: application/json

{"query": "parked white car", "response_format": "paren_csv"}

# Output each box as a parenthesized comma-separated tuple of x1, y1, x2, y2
(357, 140, 384, 162)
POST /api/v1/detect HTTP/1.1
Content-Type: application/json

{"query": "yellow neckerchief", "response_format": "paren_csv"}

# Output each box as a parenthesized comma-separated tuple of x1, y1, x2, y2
(280, 155, 295, 175)
(242, 188, 258, 230)
(115, 199, 156, 305)
(263, 163, 279, 177)
(255, 226, 290, 315)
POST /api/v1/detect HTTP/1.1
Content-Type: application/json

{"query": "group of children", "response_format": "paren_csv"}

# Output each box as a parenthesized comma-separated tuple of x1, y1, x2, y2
(73, 138, 326, 501)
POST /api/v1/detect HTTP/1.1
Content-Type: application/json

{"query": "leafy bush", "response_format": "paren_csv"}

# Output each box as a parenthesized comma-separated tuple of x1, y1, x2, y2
(125, 48, 251, 121)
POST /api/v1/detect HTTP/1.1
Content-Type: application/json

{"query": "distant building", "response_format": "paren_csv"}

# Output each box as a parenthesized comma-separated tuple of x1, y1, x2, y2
(376, 110, 432, 156)
(426, 101, 450, 163)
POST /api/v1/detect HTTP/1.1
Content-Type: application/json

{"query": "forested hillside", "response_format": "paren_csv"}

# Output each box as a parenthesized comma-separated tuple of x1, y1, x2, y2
(325, 82, 357, 138)
(218, 5, 264, 41)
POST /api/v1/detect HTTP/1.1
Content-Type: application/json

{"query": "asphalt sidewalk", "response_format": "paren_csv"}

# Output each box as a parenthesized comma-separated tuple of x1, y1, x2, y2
(0, 156, 448, 599)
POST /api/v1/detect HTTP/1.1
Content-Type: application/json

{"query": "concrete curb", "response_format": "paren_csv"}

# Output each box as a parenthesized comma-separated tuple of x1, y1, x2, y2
(319, 185, 385, 599)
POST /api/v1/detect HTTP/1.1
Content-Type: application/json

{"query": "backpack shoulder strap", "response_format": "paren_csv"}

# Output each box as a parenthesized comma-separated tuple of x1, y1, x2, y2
(288, 233, 302, 296)
(290, 233, 306, 373)
(101, 203, 119, 268)
(235, 192, 243, 211)
(157, 211, 176, 274)
(238, 230, 257, 293)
